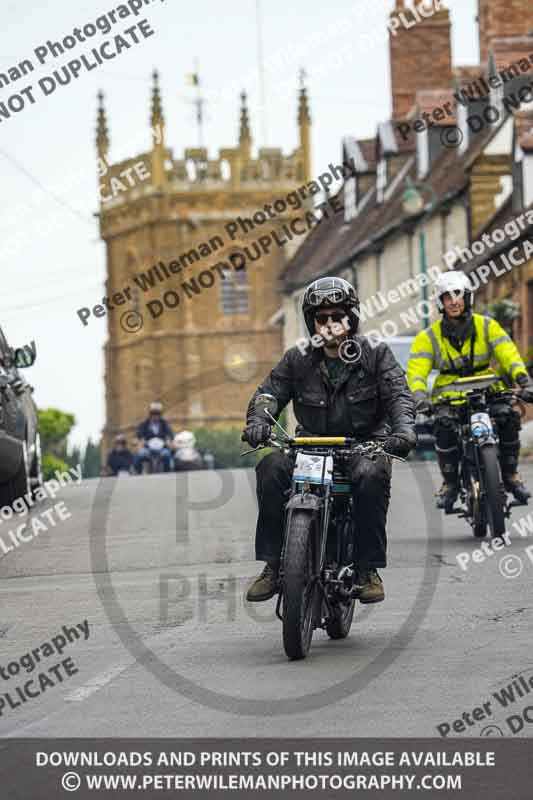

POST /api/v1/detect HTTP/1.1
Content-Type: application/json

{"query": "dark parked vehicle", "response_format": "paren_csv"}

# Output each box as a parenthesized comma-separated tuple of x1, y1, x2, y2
(386, 336, 436, 458)
(0, 328, 42, 508)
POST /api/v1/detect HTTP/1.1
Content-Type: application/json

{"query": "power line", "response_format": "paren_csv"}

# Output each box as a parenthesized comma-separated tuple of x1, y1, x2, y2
(0, 282, 102, 312)
(0, 148, 94, 224)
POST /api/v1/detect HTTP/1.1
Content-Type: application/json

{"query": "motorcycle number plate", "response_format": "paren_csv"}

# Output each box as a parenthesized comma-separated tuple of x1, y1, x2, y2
(293, 453, 333, 485)
(470, 412, 493, 436)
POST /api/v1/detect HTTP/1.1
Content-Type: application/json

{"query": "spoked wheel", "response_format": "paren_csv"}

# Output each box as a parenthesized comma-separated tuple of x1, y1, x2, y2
(480, 444, 506, 538)
(282, 511, 319, 661)
(325, 596, 355, 640)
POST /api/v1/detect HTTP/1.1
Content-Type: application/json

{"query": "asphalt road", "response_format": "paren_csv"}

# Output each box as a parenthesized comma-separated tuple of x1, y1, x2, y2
(0, 462, 532, 738)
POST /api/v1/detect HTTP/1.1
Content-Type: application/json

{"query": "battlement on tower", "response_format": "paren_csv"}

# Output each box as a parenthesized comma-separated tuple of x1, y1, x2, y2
(95, 71, 311, 211)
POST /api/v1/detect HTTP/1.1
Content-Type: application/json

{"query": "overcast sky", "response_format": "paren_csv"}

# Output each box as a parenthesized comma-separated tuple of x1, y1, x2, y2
(1, 0, 478, 446)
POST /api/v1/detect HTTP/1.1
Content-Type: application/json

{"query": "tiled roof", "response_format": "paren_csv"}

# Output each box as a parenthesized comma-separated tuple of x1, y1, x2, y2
(283, 120, 497, 292)
(458, 196, 533, 276)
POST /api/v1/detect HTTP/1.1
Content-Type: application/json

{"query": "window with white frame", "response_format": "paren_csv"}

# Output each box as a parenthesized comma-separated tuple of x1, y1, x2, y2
(220, 266, 249, 314)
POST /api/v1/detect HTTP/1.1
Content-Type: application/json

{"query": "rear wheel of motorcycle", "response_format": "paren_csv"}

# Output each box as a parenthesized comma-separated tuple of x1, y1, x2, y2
(480, 444, 506, 538)
(282, 511, 318, 661)
(326, 598, 355, 640)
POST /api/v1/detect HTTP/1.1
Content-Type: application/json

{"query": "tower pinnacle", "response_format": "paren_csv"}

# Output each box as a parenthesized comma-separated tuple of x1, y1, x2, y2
(150, 70, 166, 188)
(96, 90, 109, 161)
(297, 71, 311, 182)
(239, 90, 252, 156)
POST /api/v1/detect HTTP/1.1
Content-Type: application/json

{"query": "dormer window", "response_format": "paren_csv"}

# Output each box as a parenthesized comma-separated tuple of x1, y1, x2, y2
(376, 158, 387, 203)
(490, 82, 504, 121)
(521, 146, 533, 207)
(457, 101, 469, 155)
(417, 128, 429, 179)
(344, 175, 357, 222)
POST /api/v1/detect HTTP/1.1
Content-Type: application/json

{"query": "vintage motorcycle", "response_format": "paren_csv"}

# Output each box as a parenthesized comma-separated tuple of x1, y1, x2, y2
(430, 374, 529, 539)
(143, 437, 168, 474)
(242, 393, 404, 661)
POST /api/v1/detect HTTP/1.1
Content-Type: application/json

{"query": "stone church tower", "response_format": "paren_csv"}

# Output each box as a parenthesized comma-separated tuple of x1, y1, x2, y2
(97, 72, 311, 448)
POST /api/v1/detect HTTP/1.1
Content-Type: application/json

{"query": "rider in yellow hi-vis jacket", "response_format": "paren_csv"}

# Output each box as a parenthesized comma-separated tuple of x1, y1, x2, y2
(408, 270, 533, 510)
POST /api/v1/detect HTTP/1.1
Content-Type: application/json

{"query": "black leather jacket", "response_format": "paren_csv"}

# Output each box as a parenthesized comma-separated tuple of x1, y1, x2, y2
(246, 336, 416, 445)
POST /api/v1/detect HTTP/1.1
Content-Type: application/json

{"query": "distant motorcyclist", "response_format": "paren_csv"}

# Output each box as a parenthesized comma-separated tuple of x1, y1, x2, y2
(172, 430, 203, 471)
(106, 434, 134, 476)
(407, 270, 533, 510)
(242, 276, 416, 604)
(134, 402, 173, 473)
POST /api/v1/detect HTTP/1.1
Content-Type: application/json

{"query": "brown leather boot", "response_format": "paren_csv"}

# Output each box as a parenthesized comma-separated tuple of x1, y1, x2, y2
(355, 568, 385, 604)
(246, 562, 279, 602)
(436, 480, 459, 510)
(503, 473, 531, 504)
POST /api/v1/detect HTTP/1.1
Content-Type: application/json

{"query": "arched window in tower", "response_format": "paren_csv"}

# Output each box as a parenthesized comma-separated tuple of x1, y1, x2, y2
(185, 159, 197, 181)
(220, 265, 249, 314)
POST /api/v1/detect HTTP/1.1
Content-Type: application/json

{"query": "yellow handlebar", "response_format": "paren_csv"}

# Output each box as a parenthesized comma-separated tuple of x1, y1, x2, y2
(293, 437, 348, 445)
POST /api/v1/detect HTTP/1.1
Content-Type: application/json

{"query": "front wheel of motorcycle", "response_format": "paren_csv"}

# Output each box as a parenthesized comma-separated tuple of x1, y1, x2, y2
(480, 444, 506, 538)
(282, 510, 319, 661)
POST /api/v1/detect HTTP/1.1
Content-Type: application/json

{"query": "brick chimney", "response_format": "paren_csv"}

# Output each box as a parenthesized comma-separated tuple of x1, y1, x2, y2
(389, 0, 453, 120)
(478, 0, 533, 65)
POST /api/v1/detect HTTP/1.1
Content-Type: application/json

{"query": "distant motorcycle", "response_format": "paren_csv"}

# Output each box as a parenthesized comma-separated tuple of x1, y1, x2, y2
(173, 430, 204, 472)
(142, 437, 167, 474)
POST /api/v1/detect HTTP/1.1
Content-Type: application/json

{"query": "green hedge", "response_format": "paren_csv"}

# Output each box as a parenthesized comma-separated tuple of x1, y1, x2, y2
(192, 427, 271, 469)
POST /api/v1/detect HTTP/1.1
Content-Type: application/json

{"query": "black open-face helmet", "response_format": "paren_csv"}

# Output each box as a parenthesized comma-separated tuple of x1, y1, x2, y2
(302, 276, 360, 337)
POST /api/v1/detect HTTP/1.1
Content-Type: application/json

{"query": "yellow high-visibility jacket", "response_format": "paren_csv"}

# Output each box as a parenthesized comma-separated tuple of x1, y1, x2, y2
(407, 313, 528, 402)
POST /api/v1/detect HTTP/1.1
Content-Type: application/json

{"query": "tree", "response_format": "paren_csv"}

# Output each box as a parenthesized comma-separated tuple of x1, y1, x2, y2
(38, 408, 76, 459)
(82, 438, 101, 478)
(38, 408, 76, 480)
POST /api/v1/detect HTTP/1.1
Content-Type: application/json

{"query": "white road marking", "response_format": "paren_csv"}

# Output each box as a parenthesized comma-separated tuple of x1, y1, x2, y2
(65, 661, 134, 702)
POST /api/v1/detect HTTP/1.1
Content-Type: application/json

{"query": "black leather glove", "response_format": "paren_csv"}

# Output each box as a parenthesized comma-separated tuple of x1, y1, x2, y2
(516, 373, 533, 403)
(242, 422, 272, 448)
(384, 435, 413, 458)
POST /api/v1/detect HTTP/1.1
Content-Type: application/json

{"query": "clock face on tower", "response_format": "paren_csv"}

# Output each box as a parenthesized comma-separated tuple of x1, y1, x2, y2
(223, 345, 258, 382)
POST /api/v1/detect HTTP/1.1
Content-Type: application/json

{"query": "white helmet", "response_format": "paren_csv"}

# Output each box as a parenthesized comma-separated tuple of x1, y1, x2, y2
(174, 430, 196, 449)
(149, 401, 163, 414)
(434, 270, 474, 313)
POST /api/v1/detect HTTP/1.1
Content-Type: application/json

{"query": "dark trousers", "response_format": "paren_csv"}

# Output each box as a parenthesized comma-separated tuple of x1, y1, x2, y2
(255, 451, 392, 568)
(434, 398, 521, 477)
